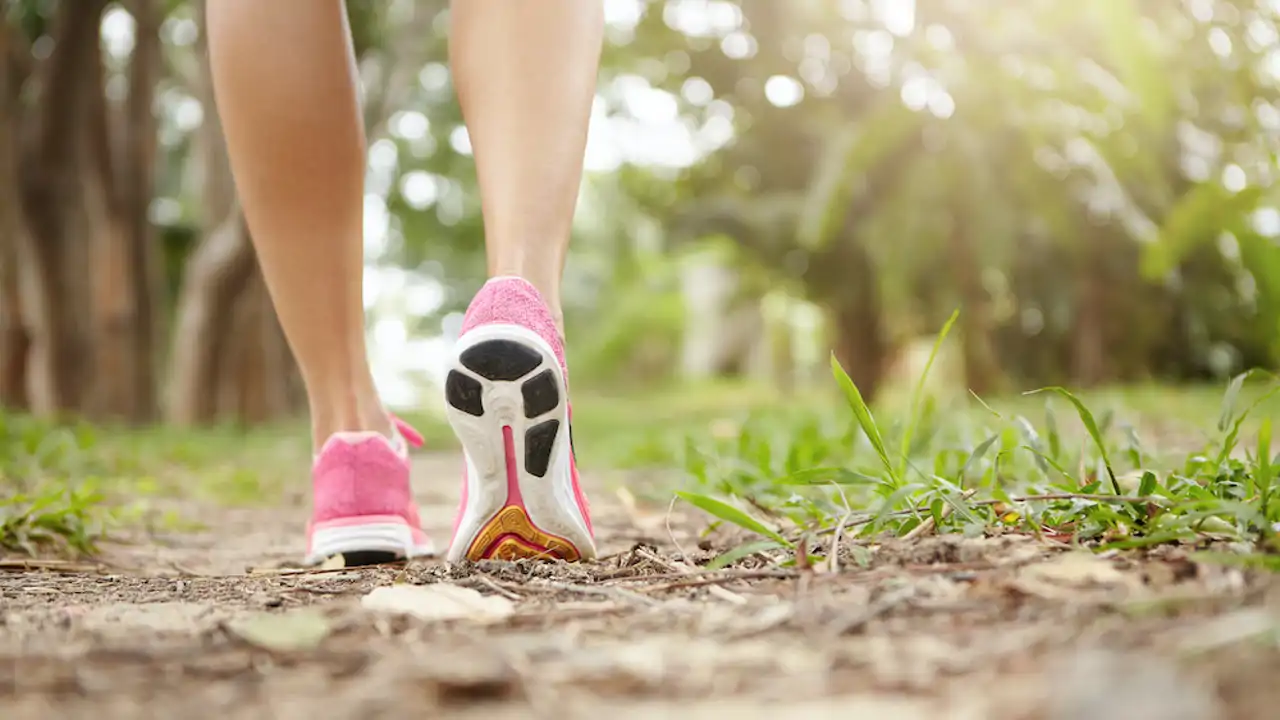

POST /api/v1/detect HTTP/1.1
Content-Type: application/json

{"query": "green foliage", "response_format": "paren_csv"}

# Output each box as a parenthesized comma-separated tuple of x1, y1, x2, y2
(619, 0, 1280, 387)
(674, 490, 790, 547)
(899, 309, 959, 479)
(566, 250, 687, 385)
(678, 325, 1280, 568)
(1025, 386, 1122, 495)
(0, 413, 111, 555)
(0, 483, 104, 556)
(832, 353, 897, 486)
(0, 410, 306, 556)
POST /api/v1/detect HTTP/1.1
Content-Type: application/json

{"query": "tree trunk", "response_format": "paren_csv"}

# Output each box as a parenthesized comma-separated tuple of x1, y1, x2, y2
(166, 0, 303, 426)
(79, 0, 162, 423)
(167, 210, 257, 424)
(17, 0, 109, 415)
(810, 224, 887, 402)
(216, 271, 299, 424)
(0, 19, 29, 409)
(1071, 237, 1108, 386)
(124, 0, 163, 420)
(830, 299, 885, 402)
(167, 0, 238, 426)
(949, 210, 1002, 395)
(825, 243, 886, 401)
(82, 11, 133, 421)
(0, 233, 28, 410)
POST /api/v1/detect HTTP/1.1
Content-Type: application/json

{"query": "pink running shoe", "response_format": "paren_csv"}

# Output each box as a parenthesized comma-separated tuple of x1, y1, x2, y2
(304, 416, 435, 565)
(443, 277, 595, 562)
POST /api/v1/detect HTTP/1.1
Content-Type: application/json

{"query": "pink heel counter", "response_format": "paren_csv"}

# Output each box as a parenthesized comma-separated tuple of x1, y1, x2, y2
(461, 277, 567, 373)
(312, 438, 413, 524)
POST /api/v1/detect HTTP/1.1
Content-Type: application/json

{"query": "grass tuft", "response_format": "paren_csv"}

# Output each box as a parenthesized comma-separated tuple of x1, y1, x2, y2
(0, 410, 306, 558)
(0, 484, 106, 556)
(677, 324, 1280, 569)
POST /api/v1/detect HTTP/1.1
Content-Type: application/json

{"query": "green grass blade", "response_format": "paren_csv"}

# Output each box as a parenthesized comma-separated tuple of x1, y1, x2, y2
(1217, 381, 1280, 467)
(1022, 445, 1080, 486)
(707, 539, 782, 570)
(675, 491, 792, 546)
(958, 434, 1000, 487)
(968, 390, 1002, 419)
(831, 353, 897, 484)
(1026, 387, 1120, 495)
(1045, 402, 1062, 461)
(939, 490, 982, 526)
(1219, 371, 1250, 432)
(868, 484, 928, 534)
(776, 467, 883, 486)
(1137, 470, 1158, 497)
(897, 309, 958, 479)
(1258, 416, 1274, 522)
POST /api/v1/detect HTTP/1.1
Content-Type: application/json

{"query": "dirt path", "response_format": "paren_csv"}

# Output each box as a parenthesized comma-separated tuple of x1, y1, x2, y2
(2, 454, 1279, 719)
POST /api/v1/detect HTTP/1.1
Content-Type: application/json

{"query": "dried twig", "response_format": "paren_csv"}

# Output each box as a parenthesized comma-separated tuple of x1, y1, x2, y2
(533, 580, 660, 607)
(631, 546, 748, 604)
(665, 495, 691, 563)
(607, 569, 797, 585)
(632, 546, 681, 573)
(0, 558, 104, 573)
(289, 585, 354, 596)
(828, 510, 856, 575)
(467, 573, 524, 602)
(640, 571, 797, 594)
(795, 535, 814, 597)
(903, 489, 979, 540)
(245, 563, 402, 577)
(826, 585, 917, 635)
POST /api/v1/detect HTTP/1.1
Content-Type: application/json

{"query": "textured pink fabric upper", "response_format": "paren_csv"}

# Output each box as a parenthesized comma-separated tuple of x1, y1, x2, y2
(461, 277, 567, 376)
(455, 277, 592, 537)
(311, 417, 424, 527)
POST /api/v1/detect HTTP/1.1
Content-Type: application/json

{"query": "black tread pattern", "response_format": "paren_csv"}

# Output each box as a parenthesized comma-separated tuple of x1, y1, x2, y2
(459, 339, 541, 381)
(337, 550, 400, 567)
(521, 369, 559, 418)
(525, 419, 560, 478)
(445, 371, 484, 417)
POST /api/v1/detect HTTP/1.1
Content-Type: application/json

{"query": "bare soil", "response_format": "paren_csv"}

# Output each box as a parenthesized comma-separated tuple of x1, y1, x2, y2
(2, 455, 1278, 719)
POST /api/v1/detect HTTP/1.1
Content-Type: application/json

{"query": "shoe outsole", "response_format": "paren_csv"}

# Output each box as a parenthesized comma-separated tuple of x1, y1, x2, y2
(334, 550, 400, 567)
(304, 516, 435, 566)
(444, 324, 595, 563)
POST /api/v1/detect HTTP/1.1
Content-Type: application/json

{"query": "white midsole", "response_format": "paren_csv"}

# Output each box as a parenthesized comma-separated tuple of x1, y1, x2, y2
(445, 322, 595, 562)
(305, 522, 435, 566)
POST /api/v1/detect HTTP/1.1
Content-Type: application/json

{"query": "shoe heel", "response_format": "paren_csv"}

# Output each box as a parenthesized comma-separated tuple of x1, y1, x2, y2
(444, 326, 593, 563)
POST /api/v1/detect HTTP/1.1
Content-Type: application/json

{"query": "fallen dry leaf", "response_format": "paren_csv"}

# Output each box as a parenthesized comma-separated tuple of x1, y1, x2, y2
(226, 609, 332, 652)
(361, 583, 515, 623)
(1011, 552, 1138, 601)
(1024, 553, 1127, 585)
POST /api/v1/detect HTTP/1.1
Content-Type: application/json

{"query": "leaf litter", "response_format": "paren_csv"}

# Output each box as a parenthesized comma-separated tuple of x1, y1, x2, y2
(0, 456, 1278, 719)
(360, 583, 515, 623)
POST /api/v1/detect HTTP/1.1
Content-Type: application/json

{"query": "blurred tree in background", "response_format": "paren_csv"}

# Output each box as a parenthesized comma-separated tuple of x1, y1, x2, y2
(1, 0, 1278, 427)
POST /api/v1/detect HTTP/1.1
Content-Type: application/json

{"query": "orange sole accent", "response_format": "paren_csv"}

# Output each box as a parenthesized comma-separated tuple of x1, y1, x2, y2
(466, 505, 581, 562)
